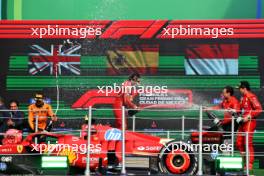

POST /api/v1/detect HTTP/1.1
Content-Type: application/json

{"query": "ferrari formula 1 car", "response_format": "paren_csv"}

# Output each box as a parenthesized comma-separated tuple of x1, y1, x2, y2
(0, 112, 232, 175)
(0, 125, 200, 175)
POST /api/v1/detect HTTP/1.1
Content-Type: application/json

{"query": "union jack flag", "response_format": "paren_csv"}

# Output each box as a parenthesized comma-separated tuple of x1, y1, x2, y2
(28, 44, 81, 75)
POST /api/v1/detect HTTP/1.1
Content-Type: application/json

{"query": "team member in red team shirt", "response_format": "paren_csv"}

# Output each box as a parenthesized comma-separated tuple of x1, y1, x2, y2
(204, 86, 240, 131)
(236, 81, 262, 170)
(113, 73, 140, 129)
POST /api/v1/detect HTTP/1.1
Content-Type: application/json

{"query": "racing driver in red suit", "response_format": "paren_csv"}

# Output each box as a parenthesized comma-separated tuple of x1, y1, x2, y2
(236, 81, 262, 170)
(113, 73, 141, 129)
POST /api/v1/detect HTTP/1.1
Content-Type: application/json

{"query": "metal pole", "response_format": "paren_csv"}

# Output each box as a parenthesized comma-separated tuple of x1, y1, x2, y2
(231, 115, 234, 156)
(34, 115, 38, 144)
(167, 131, 170, 139)
(246, 132, 249, 175)
(85, 106, 92, 176)
(35, 115, 38, 133)
(121, 106, 126, 175)
(182, 115, 185, 140)
(132, 115, 136, 132)
(198, 106, 203, 175)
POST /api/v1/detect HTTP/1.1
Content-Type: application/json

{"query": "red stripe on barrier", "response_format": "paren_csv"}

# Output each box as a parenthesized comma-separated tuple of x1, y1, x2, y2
(165, 24, 264, 29)
(0, 20, 111, 24)
(0, 20, 263, 39)
(169, 19, 264, 24)
(0, 25, 108, 29)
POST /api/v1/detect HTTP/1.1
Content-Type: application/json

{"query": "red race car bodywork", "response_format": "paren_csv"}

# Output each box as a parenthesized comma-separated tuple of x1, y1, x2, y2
(0, 123, 226, 175)
(0, 125, 170, 171)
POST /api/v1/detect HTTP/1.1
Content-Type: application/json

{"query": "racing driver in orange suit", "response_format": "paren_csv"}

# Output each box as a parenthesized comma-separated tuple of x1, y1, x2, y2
(28, 93, 57, 132)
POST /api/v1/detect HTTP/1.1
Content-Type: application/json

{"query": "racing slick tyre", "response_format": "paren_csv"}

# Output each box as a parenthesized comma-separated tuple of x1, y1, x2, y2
(158, 140, 198, 175)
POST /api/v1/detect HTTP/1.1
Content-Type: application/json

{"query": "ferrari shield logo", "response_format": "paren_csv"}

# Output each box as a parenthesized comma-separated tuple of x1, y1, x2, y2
(17, 145, 23, 153)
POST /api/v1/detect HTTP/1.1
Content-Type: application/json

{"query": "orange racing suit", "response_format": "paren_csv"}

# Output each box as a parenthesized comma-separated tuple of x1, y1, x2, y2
(28, 103, 55, 131)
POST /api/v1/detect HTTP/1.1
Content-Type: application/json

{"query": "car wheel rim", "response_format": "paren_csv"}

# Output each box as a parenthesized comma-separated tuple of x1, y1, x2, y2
(165, 150, 190, 174)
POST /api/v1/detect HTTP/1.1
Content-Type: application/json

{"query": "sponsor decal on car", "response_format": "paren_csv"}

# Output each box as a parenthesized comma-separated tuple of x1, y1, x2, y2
(104, 128, 122, 141)
(137, 146, 145, 151)
(72, 136, 79, 142)
(82, 157, 99, 163)
(137, 146, 161, 151)
(0, 148, 12, 153)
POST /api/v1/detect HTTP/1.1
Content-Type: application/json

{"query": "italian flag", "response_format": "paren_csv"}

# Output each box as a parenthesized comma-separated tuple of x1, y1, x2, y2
(185, 44, 238, 75)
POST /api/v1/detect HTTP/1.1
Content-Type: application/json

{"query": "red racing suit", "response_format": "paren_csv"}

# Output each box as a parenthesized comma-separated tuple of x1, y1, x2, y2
(212, 96, 240, 126)
(236, 91, 262, 167)
(113, 80, 139, 129)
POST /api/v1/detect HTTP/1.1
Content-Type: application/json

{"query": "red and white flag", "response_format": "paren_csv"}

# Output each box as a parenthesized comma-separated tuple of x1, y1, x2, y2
(185, 44, 238, 75)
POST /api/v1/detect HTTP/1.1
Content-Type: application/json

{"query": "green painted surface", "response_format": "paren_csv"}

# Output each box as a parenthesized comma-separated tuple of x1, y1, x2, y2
(13, 0, 22, 20)
(250, 169, 264, 175)
(5, 0, 260, 20)
(6, 75, 260, 90)
(6, 0, 14, 19)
